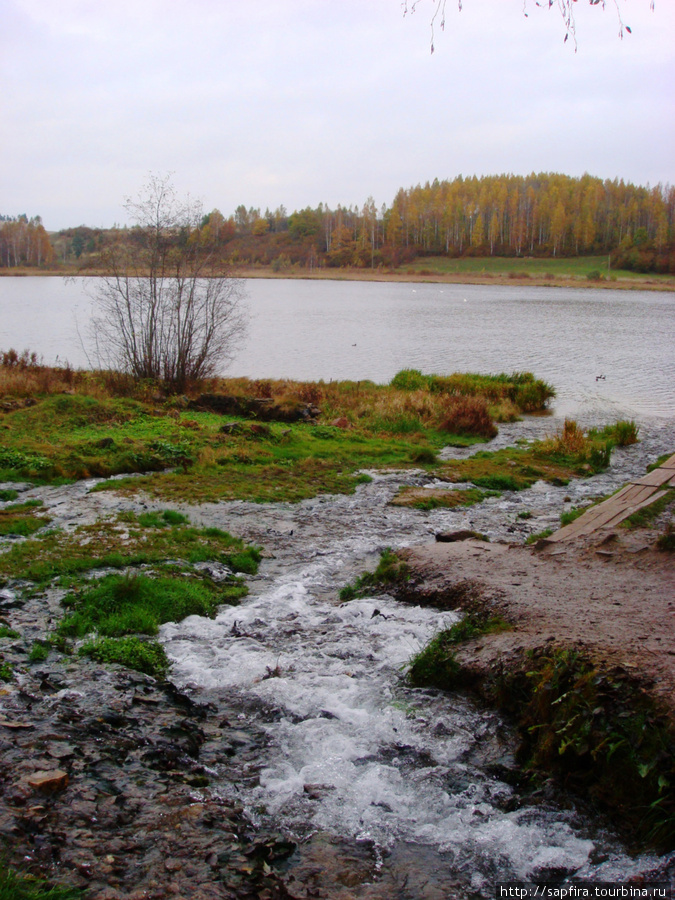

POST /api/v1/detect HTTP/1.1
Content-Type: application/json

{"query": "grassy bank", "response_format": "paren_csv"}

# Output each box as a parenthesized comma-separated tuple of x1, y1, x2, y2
(410, 627, 675, 850)
(398, 254, 674, 285)
(0, 357, 630, 508)
(0, 364, 559, 504)
(4, 260, 674, 291)
(0, 505, 259, 678)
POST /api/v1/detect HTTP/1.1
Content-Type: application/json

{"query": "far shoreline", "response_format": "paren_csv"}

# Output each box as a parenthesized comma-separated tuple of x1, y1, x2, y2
(1, 264, 674, 292)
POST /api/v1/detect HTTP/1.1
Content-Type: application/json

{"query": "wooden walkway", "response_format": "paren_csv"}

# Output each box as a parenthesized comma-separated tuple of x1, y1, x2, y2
(547, 452, 675, 543)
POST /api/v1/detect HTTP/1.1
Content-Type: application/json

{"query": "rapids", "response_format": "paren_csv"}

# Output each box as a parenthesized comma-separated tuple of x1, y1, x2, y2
(154, 414, 674, 892)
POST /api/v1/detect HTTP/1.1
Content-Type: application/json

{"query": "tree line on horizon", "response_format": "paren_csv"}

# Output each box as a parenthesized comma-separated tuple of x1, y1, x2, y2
(2, 172, 674, 274)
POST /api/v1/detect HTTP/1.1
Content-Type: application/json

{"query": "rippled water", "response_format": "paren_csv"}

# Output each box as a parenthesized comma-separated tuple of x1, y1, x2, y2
(1, 277, 673, 418)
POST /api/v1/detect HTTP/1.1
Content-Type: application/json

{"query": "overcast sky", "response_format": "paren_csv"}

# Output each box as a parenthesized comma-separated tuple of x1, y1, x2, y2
(2, 0, 673, 230)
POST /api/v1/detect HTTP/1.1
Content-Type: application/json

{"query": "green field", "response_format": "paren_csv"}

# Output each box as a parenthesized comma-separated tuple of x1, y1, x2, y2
(399, 255, 674, 284)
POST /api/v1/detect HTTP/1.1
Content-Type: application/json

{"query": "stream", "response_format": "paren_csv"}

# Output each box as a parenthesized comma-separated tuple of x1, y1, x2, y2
(146, 413, 672, 894)
(3, 412, 673, 894)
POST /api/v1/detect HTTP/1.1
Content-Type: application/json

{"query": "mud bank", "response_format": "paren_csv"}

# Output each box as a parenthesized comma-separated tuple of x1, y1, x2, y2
(394, 527, 675, 850)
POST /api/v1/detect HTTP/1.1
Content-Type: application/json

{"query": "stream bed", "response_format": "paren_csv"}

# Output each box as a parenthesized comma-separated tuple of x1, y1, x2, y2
(153, 414, 674, 894)
(2, 412, 673, 896)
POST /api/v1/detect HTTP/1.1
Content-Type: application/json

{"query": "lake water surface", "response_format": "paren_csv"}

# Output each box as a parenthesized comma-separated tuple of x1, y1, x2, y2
(0, 276, 673, 419)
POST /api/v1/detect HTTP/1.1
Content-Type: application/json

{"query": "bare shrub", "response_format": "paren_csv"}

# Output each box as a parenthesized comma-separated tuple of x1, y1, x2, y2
(88, 175, 248, 392)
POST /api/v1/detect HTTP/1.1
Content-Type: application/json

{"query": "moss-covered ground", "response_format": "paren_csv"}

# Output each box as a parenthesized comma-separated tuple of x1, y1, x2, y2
(0, 509, 259, 678)
(0, 365, 625, 508)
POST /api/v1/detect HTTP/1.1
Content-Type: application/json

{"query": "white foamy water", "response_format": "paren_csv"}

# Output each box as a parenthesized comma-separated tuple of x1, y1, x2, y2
(160, 423, 673, 889)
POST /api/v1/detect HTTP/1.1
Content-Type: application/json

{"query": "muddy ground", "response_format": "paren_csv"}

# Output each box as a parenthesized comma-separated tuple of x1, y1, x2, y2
(397, 527, 675, 721)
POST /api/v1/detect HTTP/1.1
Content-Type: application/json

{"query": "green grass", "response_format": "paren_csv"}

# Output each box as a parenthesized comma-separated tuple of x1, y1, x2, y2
(0, 514, 259, 585)
(0, 866, 82, 900)
(390, 369, 555, 414)
(525, 529, 554, 544)
(399, 255, 673, 283)
(438, 420, 619, 496)
(0, 500, 49, 537)
(58, 572, 239, 639)
(657, 525, 675, 551)
(79, 636, 169, 678)
(0, 372, 554, 505)
(408, 614, 510, 690)
(136, 509, 189, 528)
(0, 394, 197, 484)
(0, 490, 19, 502)
(339, 549, 410, 601)
(0, 659, 13, 682)
(390, 486, 496, 510)
(621, 490, 674, 530)
(0, 626, 19, 639)
(495, 648, 675, 849)
(647, 453, 673, 473)
(0, 510, 259, 681)
(560, 506, 587, 527)
(589, 420, 639, 447)
(28, 641, 50, 663)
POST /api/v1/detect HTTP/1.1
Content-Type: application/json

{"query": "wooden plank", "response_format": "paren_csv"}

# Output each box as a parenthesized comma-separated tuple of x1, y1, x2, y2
(599, 490, 668, 529)
(546, 458, 674, 543)
(620, 484, 659, 505)
(550, 498, 628, 540)
(573, 487, 632, 521)
(551, 504, 624, 540)
(632, 468, 675, 487)
(549, 488, 666, 542)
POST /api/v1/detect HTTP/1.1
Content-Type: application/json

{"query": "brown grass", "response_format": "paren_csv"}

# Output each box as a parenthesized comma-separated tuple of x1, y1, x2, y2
(440, 397, 498, 439)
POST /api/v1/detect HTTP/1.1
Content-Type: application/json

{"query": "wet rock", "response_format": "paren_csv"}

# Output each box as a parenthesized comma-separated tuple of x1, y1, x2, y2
(191, 393, 321, 423)
(249, 422, 271, 437)
(436, 529, 489, 542)
(0, 717, 34, 730)
(219, 421, 242, 435)
(27, 769, 69, 794)
(193, 561, 234, 582)
(303, 783, 335, 800)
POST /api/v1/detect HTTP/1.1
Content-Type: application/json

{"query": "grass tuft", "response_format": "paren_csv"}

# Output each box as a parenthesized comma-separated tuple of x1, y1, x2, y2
(79, 636, 169, 678)
(496, 649, 675, 849)
(0, 865, 83, 899)
(408, 614, 510, 690)
(339, 549, 409, 601)
(58, 572, 237, 639)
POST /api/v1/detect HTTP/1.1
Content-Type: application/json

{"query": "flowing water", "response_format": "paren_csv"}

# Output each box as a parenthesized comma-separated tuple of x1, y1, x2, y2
(157, 417, 673, 893)
(2, 276, 674, 891)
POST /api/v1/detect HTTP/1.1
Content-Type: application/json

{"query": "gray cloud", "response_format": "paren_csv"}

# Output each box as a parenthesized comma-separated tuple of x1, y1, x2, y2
(2, 0, 673, 228)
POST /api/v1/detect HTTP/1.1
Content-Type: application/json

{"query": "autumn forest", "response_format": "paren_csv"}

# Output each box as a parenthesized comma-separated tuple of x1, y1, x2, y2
(2, 172, 674, 274)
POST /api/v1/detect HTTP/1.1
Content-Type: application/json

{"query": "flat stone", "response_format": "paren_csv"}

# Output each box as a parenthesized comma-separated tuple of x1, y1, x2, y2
(27, 769, 69, 794)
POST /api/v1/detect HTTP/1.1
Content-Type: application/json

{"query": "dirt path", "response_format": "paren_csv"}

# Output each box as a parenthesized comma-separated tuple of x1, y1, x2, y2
(398, 527, 675, 718)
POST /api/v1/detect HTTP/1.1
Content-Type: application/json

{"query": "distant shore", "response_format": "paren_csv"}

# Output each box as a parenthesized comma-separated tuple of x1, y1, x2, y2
(1, 264, 674, 292)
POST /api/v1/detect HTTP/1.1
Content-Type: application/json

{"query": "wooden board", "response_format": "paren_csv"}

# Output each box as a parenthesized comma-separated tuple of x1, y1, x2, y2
(546, 453, 674, 543)
(632, 468, 675, 487)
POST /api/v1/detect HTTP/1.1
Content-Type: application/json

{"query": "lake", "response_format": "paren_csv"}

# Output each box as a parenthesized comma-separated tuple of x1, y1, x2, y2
(1, 276, 673, 420)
